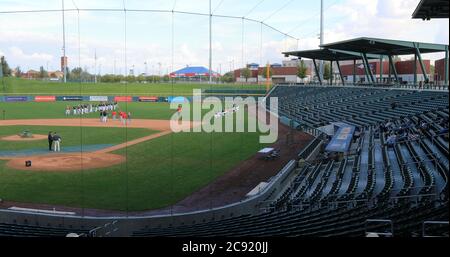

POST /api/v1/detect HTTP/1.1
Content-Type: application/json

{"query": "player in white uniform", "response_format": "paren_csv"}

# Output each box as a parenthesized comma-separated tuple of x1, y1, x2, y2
(65, 106, 71, 116)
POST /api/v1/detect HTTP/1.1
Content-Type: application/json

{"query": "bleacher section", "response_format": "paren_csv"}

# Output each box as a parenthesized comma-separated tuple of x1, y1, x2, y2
(0, 222, 90, 237)
(133, 86, 449, 237)
(270, 86, 448, 128)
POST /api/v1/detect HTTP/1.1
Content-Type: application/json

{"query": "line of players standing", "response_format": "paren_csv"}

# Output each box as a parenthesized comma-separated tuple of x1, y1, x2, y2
(65, 102, 118, 116)
(64, 102, 132, 124)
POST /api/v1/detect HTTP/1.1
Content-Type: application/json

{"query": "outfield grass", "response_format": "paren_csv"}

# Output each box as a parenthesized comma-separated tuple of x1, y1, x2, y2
(1, 78, 267, 96)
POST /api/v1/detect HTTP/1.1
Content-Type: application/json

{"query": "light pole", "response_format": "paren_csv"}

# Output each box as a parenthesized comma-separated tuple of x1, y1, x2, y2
(61, 0, 67, 83)
(152, 64, 155, 83)
(144, 61, 148, 76)
(158, 62, 162, 78)
(94, 49, 97, 83)
(319, 0, 324, 83)
(208, 0, 212, 84)
(113, 58, 116, 75)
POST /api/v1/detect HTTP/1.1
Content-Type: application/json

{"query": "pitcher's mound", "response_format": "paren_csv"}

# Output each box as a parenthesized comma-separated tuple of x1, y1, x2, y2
(1, 134, 48, 141)
(6, 153, 126, 172)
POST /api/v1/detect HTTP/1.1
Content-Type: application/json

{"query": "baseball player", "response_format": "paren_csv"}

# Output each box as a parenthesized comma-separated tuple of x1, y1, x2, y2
(52, 132, 61, 152)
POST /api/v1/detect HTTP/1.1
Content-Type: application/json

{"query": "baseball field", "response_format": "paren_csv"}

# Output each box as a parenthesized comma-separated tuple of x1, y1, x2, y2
(0, 78, 277, 213)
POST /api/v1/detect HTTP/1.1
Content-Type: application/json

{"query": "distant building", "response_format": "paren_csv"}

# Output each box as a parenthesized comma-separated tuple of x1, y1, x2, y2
(247, 63, 259, 70)
(434, 58, 449, 84)
(234, 62, 312, 84)
(48, 71, 64, 80)
(169, 66, 220, 81)
(22, 70, 40, 79)
(20, 70, 63, 80)
(339, 59, 431, 84)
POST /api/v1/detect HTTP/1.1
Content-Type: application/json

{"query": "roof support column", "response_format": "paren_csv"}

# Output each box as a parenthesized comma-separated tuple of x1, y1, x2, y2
(414, 43, 429, 83)
(388, 56, 391, 83)
(336, 60, 345, 86)
(414, 52, 418, 87)
(313, 59, 322, 85)
(380, 56, 384, 83)
(388, 55, 399, 83)
(353, 59, 356, 85)
(444, 45, 448, 86)
(330, 61, 333, 86)
(362, 53, 374, 84)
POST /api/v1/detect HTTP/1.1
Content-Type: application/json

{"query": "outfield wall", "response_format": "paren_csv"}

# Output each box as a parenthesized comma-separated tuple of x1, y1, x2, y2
(0, 94, 266, 103)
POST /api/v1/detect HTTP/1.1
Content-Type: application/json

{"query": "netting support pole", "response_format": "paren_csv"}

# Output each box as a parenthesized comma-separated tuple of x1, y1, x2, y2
(209, 0, 213, 84)
(62, 0, 67, 83)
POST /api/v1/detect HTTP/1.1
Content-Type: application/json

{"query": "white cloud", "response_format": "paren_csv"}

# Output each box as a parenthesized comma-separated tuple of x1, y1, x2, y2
(9, 46, 53, 62)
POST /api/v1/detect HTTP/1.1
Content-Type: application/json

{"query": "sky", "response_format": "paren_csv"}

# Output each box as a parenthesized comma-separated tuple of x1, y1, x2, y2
(0, 0, 448, 75)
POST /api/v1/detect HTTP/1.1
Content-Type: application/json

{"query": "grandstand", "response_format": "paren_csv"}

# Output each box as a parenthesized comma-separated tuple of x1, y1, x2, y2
(132, 86, 448, 237)
(130, 38, 449, 237)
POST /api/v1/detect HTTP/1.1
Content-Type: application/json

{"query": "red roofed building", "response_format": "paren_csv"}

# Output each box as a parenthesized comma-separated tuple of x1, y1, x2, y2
(434, 58, 449, 83)
(234, 62, 312, 84)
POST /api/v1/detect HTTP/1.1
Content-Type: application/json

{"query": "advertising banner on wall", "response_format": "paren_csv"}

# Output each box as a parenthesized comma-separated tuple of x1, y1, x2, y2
(167, 96, 189, 103)
(58, 96, 84, 101)
(138, 96, 159, 102)
(114, 96, 133, 102)
(89, 96, 109, 102)
(5, 96, 29, 102)
(35, 96, 56, 102)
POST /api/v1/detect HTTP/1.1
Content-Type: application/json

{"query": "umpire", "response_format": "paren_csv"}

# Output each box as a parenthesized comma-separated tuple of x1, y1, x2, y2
(48, 131, 53, 151)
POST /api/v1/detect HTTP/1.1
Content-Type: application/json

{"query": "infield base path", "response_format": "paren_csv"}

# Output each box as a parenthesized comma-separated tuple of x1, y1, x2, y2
(0, 119, 194, 171)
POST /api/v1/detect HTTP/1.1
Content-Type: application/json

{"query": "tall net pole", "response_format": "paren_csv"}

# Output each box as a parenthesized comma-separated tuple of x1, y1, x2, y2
(62, 0, 67, 83)
(209, 0, 213, 84)
(319, 0, 324, 82)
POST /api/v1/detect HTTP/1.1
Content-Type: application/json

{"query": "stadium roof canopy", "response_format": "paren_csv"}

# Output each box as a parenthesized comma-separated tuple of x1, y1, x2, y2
(170, 66, 220, 78)
(412, 0, 449, 20)
(283, 48, 380, 61)
(283, 37, 449, 86)
(320, 37, 448, 56)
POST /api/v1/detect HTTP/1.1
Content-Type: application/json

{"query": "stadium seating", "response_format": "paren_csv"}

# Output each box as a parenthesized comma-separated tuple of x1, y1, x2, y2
(0, 223, 90, 237)
(270, 86, 448, 128)
(133, 85, 449, 237)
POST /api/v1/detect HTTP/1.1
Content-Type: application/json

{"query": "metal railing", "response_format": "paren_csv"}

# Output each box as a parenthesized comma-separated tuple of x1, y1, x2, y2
(275, 82, 450, 92)
(365, 219, 394, 237)
(88, 220, 119, 237)
(422, 221, 449, 237)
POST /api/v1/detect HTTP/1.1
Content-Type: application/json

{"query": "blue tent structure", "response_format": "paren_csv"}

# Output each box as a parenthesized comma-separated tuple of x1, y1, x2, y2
(170, 66, 220, 78)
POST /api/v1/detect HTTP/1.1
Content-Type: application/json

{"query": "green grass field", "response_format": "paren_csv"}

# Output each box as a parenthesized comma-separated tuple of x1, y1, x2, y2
(1, 78, 267, 96)
(0, 101, 175, 120)
(0, 99, 271, 211)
